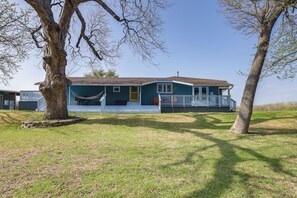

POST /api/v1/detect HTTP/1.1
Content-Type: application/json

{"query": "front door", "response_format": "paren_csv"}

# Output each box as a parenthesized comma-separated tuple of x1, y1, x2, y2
(130, 86, 139, 102)
(0, 95, 2, 109)
(193, 87, 208, 106)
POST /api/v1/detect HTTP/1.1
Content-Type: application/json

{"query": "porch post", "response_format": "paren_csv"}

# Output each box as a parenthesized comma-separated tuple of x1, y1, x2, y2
(68, 86, 71, 105)
(14, 93, 16, 110)
(228, 88, 231, 107)
(219, 95, 221, 107)
(139, 86, 142, 105)
(104, 86, 106, 94)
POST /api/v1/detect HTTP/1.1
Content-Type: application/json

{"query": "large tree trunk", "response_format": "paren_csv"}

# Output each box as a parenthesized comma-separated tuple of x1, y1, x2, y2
(39, 22, 71, 120)
(230, 5, 285, 134)
(39, 45, 71, 120)
(230, 26, 273, 134)
(24, 1, 75, 120)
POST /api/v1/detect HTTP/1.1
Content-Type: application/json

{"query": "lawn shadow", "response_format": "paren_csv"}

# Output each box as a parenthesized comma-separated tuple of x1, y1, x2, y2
(80, 113, 297, 197)
(0, 112, 20, 124)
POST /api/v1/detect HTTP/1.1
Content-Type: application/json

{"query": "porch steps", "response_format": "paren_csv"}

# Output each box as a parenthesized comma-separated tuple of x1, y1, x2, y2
(127, 102, 140, 106)
(103, 105, 160, 114)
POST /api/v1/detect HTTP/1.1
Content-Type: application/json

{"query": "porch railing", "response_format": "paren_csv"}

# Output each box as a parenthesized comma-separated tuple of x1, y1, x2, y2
(36, 96, 46, 111)
(230, 99, 236, 111)
(100, 93, 107, 112)
(160, 95, 236, 111)
(158, 94, 162, 111)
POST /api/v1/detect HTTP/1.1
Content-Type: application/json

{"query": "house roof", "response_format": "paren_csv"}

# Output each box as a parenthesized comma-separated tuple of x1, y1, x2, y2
(0, 89, 20, 95)
(67, 76, 233, 87)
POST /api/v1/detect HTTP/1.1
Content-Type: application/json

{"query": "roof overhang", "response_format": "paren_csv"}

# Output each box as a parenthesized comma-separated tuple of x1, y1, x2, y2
(70, 84, 142, 86)
(218, 86, 233, 89)
(0, 90, 20, 95)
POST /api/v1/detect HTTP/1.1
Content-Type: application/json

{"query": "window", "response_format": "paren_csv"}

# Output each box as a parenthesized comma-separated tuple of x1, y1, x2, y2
(202, 87, 207, 95)
(113, 86, 120, 92)
(194, 87, 208, 95)
(4, 100, 9, 106)
(157, 83, 172, 93)
(194, 88, 199, 95)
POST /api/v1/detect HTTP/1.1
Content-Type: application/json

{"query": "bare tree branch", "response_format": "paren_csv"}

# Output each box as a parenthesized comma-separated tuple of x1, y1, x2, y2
(0, 0, 31, 84)
(75, 7, 103, 60)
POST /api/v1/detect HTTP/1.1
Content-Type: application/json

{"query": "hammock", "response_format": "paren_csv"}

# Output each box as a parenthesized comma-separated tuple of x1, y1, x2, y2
(71, 90, 104, 100)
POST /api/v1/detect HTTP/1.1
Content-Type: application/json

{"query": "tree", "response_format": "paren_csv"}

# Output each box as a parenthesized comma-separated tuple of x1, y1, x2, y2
(0, 0, 30, 84)
(24, 0, 167, 120)
(84, 68, 118, 78)
(219, 0, 297, 134)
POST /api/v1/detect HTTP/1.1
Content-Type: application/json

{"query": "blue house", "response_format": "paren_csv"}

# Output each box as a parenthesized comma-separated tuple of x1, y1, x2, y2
(19, 76, 236, 113)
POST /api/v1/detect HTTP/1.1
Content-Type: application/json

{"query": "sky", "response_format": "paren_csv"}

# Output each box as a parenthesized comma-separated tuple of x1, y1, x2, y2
(1, 0, 297, 105)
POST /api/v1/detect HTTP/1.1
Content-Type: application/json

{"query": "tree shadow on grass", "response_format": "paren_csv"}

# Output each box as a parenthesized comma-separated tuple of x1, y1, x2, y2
(81, 114, 297, 197)
(0, 112, 20, 124)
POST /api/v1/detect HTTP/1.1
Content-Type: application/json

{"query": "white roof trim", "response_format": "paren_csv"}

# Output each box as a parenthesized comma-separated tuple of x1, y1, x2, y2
(219, 86, 230, 89)
(193, 84, 232, 87)
(172, 81, 193, 86)
(141, 80, 193, 86)
(141, 81, 168, 86)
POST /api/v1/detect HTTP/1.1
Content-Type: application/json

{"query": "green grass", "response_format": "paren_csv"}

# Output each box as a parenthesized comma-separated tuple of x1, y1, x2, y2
(0, 110, 296, 197)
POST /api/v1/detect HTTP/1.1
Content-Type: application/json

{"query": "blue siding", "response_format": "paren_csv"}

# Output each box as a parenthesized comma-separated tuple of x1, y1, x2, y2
(19, 101, 37, 111)
(141, 83, 192, 105)
(106, 86, 130, 105)
(173, 83, 192, 95)
(141, 83, 158, 105)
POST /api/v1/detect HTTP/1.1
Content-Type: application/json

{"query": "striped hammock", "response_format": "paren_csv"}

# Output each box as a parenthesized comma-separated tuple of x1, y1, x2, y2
(71, 90, 104, 100)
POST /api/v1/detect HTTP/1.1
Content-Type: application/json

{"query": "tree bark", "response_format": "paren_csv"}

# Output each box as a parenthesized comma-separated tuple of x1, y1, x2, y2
(39, 22, 71, 120)
(39, 48, 70, 120)
(230, 25, 277, 134)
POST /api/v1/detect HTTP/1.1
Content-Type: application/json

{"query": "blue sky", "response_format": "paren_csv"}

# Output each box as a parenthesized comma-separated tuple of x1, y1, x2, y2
(1, 0, 297, 104)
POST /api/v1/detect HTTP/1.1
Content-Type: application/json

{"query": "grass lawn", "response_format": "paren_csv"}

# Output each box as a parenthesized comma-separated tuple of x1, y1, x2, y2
(0, 110, 297, 197)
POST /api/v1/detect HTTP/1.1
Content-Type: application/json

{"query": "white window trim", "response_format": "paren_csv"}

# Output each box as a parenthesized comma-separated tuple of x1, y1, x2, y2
(193, 86, 209, 96)
(113, 86, 120, 92)
(156, 83, 173, 94)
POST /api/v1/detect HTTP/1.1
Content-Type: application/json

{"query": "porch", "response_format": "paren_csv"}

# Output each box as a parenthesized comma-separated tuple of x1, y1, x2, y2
(68, 104, 160, 114)
(160, 95, 236, 111)
(21, 91, 236, 113)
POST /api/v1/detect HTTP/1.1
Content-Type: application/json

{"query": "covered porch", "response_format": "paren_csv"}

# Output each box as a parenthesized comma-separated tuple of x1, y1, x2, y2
(66, 85, 161, 113)
(67, 85, 142, 106)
